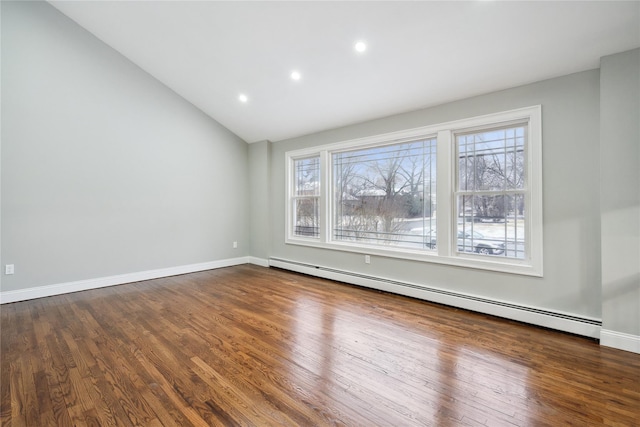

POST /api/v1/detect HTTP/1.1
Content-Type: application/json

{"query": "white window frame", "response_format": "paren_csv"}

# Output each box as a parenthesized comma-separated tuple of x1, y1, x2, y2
(285, 106, 543, 276)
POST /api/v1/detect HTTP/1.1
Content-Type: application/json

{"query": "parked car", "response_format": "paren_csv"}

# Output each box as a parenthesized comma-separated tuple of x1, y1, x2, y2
(456, 230, 505, 255)
(414, 228, 505, 255)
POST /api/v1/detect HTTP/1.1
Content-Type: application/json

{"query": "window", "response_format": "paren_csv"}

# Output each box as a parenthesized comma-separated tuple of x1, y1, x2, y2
(333, 138, 437, 250)
(456, 125, 526, 259)
(286, 106, 542, 276)
(292, 156, 320, 238)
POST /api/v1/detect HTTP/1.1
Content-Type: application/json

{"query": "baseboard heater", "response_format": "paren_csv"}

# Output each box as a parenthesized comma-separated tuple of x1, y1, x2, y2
(269, 257, 602, 339)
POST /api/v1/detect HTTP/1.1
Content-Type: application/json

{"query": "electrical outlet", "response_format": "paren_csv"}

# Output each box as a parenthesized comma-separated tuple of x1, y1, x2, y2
(233, 241, 238, 249)
(5, 264, 15, 275)
(364, 255, 371, 264)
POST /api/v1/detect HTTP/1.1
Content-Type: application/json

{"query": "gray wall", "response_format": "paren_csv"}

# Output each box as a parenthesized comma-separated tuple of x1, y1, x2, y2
(269, 70, 602, 319)
(600, 48, 640, 336)
(1, 1, 248, 292)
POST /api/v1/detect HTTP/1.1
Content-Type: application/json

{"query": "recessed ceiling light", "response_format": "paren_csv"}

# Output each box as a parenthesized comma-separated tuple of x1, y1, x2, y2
(238, 93, 248, 103)
(354, 41, 367, 53)
(291, 70, 302, 81)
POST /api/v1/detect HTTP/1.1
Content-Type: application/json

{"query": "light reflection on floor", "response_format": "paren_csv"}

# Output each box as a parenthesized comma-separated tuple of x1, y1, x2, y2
(286, 293, 533, 425)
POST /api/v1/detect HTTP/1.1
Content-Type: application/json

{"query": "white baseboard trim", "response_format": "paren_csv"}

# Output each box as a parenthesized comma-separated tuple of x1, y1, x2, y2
(600, 329, 640, 354)
(0, 257, 250, 304)
(269, 257, 602, 339)
(248, 257, 270, 267)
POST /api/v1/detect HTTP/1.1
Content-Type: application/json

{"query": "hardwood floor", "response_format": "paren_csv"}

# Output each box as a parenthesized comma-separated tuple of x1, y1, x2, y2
(1, 265, 639, 426)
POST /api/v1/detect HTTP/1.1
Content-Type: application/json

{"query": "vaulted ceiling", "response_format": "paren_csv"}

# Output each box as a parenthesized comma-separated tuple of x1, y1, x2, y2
(49, 1, 640, 143)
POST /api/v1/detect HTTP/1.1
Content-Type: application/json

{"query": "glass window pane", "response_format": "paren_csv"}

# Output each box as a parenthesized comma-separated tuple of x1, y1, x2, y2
(294, 198, 319, 238)
(456, 194, 525, 259)
(457, 126, 526, 191)
(293, 156, 320, 237)
(332, 138, 436, 249)
(294, 157, 320, 197)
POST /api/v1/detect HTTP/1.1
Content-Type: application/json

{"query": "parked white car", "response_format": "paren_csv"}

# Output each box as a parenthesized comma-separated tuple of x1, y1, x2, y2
(456, 230, 505, 255)
(413, 228, 505, 255)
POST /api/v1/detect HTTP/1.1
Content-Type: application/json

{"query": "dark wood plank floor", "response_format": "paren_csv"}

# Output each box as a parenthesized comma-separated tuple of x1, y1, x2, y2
(1, 264, 639, 426)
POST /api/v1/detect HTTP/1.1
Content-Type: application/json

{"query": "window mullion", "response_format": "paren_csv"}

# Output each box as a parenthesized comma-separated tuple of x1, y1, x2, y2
(436, 130, 452, 256)
(320, 151, 330, 244)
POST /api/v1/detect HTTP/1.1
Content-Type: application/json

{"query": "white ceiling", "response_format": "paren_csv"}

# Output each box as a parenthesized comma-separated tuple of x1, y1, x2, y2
(49, 1, 640, 143)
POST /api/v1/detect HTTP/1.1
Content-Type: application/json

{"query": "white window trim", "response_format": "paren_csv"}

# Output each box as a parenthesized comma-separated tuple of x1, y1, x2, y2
(285, 106, 543, 277)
